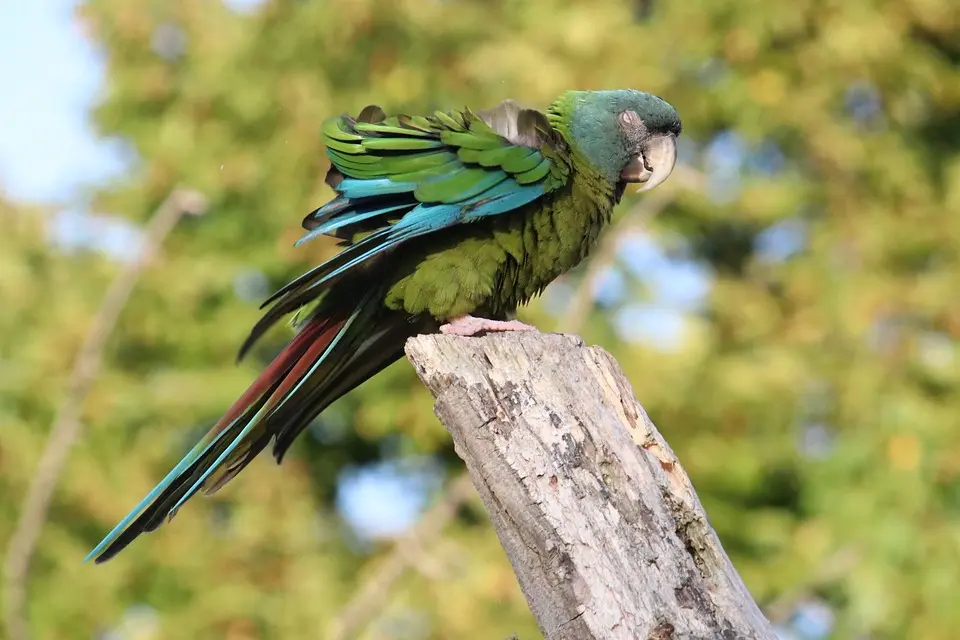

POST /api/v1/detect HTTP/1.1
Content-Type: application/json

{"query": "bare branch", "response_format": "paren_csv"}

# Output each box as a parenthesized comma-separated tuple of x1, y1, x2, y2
(405, 332, 776, 640)
(2, 188, 207, 640)
(327, 473, 476, 640)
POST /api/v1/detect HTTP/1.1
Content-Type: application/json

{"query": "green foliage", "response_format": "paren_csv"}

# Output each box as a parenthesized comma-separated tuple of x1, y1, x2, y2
(2, 0, 959, 638)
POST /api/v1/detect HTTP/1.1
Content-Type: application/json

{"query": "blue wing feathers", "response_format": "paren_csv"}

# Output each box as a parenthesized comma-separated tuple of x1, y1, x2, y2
(295, 202, 413, 247)
(464, 183, 546, 220)
(290, 182, 543, 306)
(336, 178, 417, 199)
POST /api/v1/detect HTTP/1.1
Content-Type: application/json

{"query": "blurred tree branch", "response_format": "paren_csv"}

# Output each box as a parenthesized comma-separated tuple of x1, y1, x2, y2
(2, 188, 208, 640)
(556, 165, 705, 335)
(328, 473, 476, 640)
(765, 546, 862, 624)
(405, 332, 776, 640)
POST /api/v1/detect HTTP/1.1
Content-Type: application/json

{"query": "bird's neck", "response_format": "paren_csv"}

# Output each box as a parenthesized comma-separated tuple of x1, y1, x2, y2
(547, 92, 629, 184)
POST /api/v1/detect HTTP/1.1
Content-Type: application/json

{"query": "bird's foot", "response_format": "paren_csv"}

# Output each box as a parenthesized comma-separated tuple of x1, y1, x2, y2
(439, 315, 539, 337)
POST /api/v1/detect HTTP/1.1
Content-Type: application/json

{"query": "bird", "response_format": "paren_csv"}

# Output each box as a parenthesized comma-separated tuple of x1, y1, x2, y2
(86, 89, 682, 562)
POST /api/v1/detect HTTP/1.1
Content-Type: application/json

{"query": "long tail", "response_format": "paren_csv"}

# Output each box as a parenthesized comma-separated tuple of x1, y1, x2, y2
(86, 290, 420, 563)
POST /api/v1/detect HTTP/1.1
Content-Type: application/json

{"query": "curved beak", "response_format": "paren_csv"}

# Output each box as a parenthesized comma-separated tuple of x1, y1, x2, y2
(619, 133, 678, 192)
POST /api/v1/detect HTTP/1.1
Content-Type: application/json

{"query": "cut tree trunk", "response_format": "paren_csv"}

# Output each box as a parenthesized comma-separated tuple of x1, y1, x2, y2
(405, 332, 775, 640)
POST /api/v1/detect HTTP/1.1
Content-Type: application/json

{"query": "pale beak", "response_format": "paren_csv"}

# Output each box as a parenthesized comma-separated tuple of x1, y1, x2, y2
(619, 133, 678, 192)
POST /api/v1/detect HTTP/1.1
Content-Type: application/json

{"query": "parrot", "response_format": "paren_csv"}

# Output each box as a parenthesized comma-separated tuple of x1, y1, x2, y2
(86, 88, 681, 563)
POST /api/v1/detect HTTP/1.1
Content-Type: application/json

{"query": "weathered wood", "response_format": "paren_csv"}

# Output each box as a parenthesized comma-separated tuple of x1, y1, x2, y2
(405, 332, 776, 640)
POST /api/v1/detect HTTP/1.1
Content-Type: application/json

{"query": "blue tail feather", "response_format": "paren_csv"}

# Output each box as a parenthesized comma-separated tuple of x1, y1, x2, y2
(168, 301, 366, 514)
(83, 427, 235, 562)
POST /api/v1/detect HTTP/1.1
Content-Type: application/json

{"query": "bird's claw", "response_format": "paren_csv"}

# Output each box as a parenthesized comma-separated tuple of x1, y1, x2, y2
(439, 315, 539, 337)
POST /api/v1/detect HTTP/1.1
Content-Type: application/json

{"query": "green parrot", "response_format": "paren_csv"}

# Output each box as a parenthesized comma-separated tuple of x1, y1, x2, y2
(87, 89, 681, 562)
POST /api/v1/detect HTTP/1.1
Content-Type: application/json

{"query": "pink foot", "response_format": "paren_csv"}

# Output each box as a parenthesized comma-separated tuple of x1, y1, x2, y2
(439, 314, 539, 337)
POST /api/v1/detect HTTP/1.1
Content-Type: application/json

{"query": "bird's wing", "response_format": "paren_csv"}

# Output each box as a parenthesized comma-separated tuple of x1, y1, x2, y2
(305, 99, 571, 240)
(241, 101, 573, 353)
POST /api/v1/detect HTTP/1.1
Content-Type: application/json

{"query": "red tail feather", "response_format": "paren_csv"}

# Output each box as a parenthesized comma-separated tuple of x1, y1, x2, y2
(206, 317, 346, 437)
(260, 322, 344, 413)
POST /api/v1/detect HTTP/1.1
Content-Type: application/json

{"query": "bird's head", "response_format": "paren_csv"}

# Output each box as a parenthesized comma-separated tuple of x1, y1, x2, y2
(564, 89, 681, 192)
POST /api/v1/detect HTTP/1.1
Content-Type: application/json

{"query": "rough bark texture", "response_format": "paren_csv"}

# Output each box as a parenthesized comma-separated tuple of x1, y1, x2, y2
(405, 332, 776, 640)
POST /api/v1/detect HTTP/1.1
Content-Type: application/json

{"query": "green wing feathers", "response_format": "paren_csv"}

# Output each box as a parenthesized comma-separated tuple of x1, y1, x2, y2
(316, 100, 571, 209)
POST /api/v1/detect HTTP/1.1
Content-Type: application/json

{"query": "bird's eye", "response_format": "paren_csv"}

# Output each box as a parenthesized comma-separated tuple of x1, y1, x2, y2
(618, 110, 641, 127)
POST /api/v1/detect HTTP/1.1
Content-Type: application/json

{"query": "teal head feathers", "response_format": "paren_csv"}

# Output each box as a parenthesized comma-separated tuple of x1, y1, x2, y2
(554, 89, 681, 191)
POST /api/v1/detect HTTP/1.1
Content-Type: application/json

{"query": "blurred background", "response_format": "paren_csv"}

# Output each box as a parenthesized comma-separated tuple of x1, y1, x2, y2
(1, 0, 958, 638)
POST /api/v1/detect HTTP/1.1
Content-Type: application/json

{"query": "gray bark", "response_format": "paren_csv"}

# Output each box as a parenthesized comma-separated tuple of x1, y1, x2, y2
(404, 332, 776, 640)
